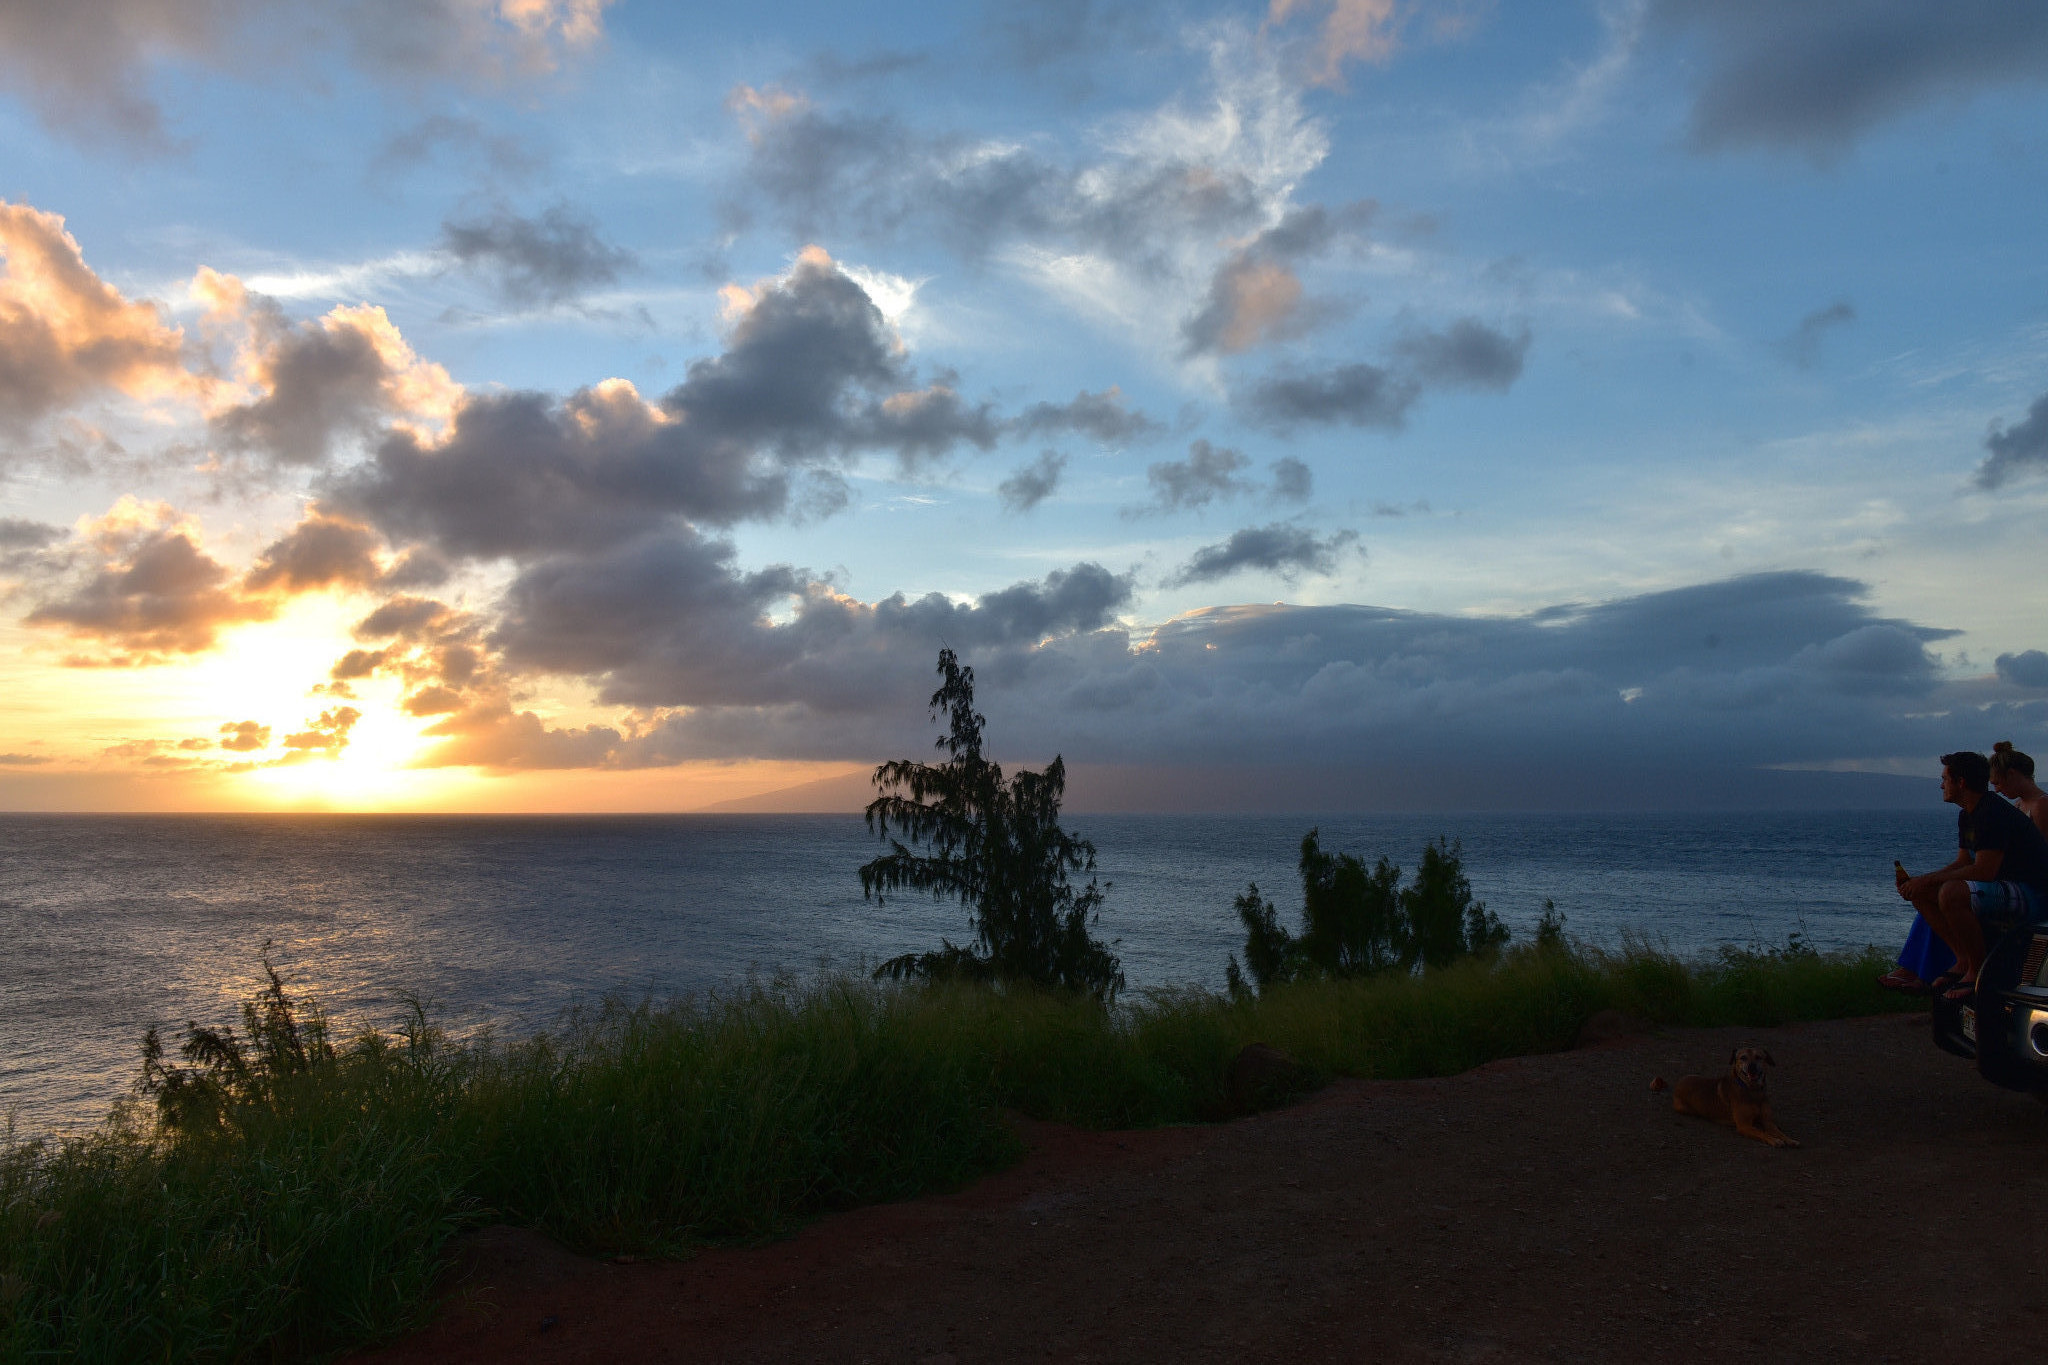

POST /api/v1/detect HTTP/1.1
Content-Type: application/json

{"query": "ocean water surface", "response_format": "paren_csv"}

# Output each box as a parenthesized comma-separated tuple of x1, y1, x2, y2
(1, 808, 1948, 1137)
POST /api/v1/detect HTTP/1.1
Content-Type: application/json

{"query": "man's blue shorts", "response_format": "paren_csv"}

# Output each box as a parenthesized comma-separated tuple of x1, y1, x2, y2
(1966, 880, 2047, 932)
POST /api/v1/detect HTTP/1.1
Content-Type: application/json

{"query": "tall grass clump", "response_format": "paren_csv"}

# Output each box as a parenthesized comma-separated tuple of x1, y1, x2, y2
(2, 935, 1916, 1363)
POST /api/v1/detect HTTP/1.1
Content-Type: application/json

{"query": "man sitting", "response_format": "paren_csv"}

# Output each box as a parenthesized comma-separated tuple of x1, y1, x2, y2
(1898, 750, 2048, 1002)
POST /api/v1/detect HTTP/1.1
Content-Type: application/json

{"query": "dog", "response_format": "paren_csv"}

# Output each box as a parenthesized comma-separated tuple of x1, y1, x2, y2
(1649, 1046, 1798, 1148)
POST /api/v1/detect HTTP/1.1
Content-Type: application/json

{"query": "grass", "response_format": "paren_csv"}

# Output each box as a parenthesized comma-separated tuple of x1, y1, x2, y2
(0, 937, 1915, 1363)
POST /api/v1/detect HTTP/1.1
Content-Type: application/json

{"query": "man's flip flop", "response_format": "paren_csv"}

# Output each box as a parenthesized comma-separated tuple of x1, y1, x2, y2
(1942, 982, 1976, 1004)
(1925, 971, 1964, 996)
(1876, 969, 1921, 992)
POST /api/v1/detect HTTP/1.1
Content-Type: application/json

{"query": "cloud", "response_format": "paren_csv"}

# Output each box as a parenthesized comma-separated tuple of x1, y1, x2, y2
(1784, 300, 1855, 369)
(373, 113, 543, 183)
(0, 518, 65, 573)
(729, 37, 1332, 356)
(0, 753, 51, 765)
(1270, 456, 1312, 502)
(0, 518, 64, 549)
(1392, 317, 1531, 390)
(1179, 204, 1365, 357)
(0, 200, 193, 434)
(979, 0, 1164, 73)
(0, 1, 614, 150)
(242, 514, 385, 594)
(1166, 522, 1359, 586)
(1241, 362, 1421, 431)
(560, 570, 1982, 781)
(197, 270, 461, 466)
(1974, 391, 2048, 489)
(1265, 0, 1483, 88)
(441, 204, 635, 308)
(1138, 439, 1254, 514)
(1997, 650, 2048, 690)
(279, 705, 360, 756)
(328, 249, 999, 561)
(21, 500, 274, 660)
(1240, 316, 1529, 430)
(218, 720, 271, 751)
(1650, 0, 2048, 157)
(998, 450, 1067, 513)
(1008, 387, 1161, 445)
(487, 535, 1133, 715)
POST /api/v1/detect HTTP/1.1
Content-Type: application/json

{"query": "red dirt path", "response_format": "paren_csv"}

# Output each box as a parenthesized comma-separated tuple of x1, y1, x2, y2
(352, 1014, 2048, 1364)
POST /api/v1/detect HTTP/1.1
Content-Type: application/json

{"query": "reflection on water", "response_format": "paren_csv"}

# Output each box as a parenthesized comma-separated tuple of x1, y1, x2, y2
(0, 808, 1946, 1136)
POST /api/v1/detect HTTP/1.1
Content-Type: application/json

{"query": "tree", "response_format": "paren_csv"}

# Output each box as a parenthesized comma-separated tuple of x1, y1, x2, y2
(861, 649, 1123, 999)
(1401, 836, 1508, 971)
(1226, 830, 1507, 995)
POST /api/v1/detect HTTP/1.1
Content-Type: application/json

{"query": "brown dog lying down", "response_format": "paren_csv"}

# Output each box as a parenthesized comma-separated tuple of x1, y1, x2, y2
(1650, 1046, 1799, 1148)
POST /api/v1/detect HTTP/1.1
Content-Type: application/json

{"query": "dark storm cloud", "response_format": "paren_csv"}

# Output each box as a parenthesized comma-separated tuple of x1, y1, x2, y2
(1392, 318, 1531, 390)
(1165, 522, 1359, 587)
(1974, 391, 2048, 489)
(1997, 650, 2048, 690)
(998, 450, 1066, 513)
(1650, 0, 2048, 157)
(1785, 300, 1856, 369)
(1240, 362, 1422, 431)
(243, 515, 383, 593)
(327, 252, 999, 561)
(440, 205, 634, 309)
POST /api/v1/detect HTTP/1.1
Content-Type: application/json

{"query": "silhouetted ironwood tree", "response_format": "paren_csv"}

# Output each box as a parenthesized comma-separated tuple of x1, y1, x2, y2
(862, 649, 1124, 1000)
(1226, 830, 1507, 995)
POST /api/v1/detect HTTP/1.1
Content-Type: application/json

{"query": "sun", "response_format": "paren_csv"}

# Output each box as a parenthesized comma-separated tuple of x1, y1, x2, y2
(148, 597, 477, 810)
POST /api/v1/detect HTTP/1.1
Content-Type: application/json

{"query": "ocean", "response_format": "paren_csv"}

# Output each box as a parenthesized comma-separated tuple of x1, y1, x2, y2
(0, 808, 1949, 1137)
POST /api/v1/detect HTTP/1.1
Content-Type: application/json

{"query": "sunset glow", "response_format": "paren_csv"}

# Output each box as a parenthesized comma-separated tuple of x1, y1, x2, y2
(0, 2, 2042, 813)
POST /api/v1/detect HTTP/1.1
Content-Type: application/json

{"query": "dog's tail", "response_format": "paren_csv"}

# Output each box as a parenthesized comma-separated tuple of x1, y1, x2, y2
(1649, 1076, 1669, 1092)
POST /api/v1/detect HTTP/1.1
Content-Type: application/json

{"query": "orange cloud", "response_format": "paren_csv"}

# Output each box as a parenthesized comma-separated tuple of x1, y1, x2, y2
(1269, 0, 1483, 87)
(197, 269, 462, 464)
(0, 200, 194, 426)
(23, 498, 275, 662)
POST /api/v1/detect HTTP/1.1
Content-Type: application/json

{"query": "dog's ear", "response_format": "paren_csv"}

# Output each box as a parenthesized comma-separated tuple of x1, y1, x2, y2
(1729, 1047, 1739, 1066)
(1759, 1049, 1774, 1067)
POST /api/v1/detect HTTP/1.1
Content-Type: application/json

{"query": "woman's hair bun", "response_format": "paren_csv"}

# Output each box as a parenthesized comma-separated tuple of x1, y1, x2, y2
(1994, 740, 2015, 754)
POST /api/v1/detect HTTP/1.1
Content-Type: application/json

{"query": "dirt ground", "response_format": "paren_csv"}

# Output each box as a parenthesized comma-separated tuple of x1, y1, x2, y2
(353, 1013, 2048, 1364)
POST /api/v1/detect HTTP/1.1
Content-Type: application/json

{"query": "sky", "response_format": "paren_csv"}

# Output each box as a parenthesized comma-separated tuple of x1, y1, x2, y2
(0, 0, 2045, 813)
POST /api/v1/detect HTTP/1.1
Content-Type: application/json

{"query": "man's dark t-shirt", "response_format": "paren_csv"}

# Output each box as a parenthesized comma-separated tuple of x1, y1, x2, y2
(1959, 795, 2048, 891)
